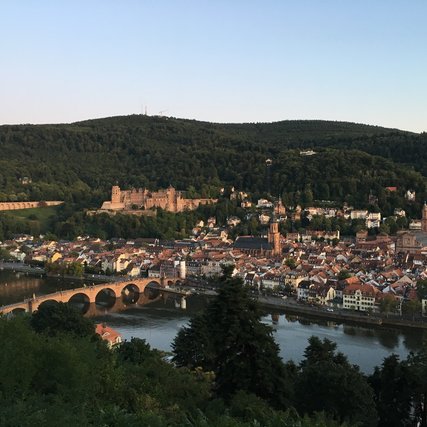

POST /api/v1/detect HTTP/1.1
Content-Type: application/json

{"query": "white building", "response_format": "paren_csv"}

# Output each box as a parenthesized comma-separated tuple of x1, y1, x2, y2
(405, 190, 416, 201)
(350, 210, 368, 220)
(343, 283, 378, 311)
(257, 199, 273, 208)
(297, 281, 312, 301)
(366, 212, 381, 229)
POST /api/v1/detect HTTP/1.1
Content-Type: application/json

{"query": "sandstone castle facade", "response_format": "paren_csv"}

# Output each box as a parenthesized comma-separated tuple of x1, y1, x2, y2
(101, 185, 216, 213)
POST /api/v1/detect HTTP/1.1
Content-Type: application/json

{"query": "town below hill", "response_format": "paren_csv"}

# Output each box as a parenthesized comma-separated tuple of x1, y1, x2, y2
(3, 116, 427, 426)
(2, 216, 427, 324)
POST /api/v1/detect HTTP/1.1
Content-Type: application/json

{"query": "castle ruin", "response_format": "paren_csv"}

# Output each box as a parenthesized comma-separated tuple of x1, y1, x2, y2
(100, 185, 217, 213)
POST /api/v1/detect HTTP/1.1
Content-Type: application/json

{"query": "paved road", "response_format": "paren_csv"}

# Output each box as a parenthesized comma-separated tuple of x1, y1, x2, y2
(0, 261, 44, 274)
(179, 283, 427, 330)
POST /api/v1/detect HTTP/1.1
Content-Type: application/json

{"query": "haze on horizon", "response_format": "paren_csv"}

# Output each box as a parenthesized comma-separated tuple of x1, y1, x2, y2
(1, 1, 426, 133)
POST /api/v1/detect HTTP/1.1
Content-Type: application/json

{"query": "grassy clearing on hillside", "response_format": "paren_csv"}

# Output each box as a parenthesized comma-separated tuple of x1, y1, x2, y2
(5, 206, 59, 233)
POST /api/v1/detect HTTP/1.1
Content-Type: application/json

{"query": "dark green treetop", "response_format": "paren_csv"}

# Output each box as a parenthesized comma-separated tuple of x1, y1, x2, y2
(173, 266, 292, 409)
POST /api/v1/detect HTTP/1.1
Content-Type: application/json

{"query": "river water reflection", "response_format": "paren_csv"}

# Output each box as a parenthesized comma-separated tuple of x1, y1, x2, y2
(0, 270, 425, 373)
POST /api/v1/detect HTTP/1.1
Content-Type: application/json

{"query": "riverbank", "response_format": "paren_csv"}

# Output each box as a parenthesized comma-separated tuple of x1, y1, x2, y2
(0, 261, 117, 283)
(183, 284, 427, 331)
(0, 261, 45, 275)
(2, 264, 426, 332)
(0, 270, 424, 374)
(95, 293, 423, 375)
(257, 296, 427, 331)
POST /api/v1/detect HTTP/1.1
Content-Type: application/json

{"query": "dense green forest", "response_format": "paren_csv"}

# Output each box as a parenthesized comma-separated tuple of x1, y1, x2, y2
(1, 115, 426, 240)
(0, 115, 426, 210)
(2, 271, 427, 426)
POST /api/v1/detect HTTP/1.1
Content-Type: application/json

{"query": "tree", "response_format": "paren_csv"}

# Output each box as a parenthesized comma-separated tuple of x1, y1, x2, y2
(369, 354, 413, 427)
(0, 248, 12, 261)
(171, 312, 215, 371)
(417, 279, 427, 300)
(116, 337, 156, 365)
(30, 302, 95, 338)
(379, 295, 399, 318)
(402, 299, 422, 321)
(295, 336, 377, 426)
(337, 269, 351, 280)
(406, 345, 427, 427)
(173, 267, 292, 409)
(0, 315, 120, 425)
(331, 237, 340, 246)
(302, 186, 313, 206)
(285, 258, 296, 269)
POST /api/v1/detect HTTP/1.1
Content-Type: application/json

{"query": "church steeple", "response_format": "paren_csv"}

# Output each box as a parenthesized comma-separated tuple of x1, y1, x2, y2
(422, 202, 427, 232)
(268, 205, 281, 256)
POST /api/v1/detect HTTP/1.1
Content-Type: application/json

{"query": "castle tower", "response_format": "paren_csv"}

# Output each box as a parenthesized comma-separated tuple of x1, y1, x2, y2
(422, 202, 427, 232)
(111, 186, 121, 204)
(167, 185, 177, 212)
(268, 214, 281, 256)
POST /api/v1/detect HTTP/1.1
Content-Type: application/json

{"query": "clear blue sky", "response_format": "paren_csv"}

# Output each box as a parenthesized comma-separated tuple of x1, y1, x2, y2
(1, 1, 426, 132)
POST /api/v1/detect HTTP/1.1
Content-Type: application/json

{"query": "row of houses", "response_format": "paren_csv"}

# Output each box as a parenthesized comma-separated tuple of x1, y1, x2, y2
(3, 227, 427, 315)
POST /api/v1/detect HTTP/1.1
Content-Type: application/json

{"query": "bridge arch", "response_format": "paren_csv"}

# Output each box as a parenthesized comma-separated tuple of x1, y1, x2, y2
(144, 280, 162, 299)
(121, 283, 140, 305)
(11, 307, 26, 315)
(68, 292, 90, 314)
(0, 276, 184, 315)
(35, 299, 60, 312)
(95, 287, 116, 309)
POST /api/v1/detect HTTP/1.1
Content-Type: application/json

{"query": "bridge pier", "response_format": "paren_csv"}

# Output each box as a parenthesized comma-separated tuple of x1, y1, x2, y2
(0, 277, 185, 316)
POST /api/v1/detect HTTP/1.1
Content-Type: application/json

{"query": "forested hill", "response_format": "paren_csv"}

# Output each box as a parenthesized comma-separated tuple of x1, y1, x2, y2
(0, 115, 426, 214)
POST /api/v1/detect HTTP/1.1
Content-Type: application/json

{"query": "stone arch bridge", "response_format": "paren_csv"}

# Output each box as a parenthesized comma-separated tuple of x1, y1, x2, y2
(0, 277, 187, 316)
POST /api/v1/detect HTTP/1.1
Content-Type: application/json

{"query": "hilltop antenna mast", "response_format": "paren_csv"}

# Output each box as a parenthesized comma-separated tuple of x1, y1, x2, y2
(265, 158, 273, 195)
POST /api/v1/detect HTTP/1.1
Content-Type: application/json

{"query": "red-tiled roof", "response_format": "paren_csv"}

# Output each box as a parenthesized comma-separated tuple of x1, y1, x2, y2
(95, 324, 122, 345)
(343, 283, 379, 297)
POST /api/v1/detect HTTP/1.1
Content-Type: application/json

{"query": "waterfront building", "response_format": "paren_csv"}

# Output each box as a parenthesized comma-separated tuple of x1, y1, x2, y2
(343, 283, 378, 311)
(95, 324, 122, 348)
(297, 280, 312, 301)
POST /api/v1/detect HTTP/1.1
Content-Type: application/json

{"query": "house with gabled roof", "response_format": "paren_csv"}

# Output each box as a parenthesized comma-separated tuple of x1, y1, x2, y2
(343, 283, 379, 311)
(297, 280, 312, 301)
(261, 270, 282, 289)
(283, 271, 307, 290)
(308, 283, 336, 305)
(95, 324, 122, 349)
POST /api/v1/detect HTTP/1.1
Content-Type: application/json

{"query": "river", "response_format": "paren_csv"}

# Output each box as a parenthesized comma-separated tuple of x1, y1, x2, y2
(0, 269, 424, 373)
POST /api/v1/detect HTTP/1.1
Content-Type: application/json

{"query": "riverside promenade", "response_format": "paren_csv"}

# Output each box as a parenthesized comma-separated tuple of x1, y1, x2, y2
(2, 264, 426, 330)
(0, 261, 116, 283)
(182, 282, 427, 331)
(256, 295, 427, 331)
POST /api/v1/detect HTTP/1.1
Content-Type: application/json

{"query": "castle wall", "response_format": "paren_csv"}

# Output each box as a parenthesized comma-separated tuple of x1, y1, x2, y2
(102, 186, 217, 213)
(0, 201, 63, 211)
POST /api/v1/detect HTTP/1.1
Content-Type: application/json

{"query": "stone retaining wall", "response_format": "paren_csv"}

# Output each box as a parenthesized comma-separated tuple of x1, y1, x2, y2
(0, 201, 63, 211)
